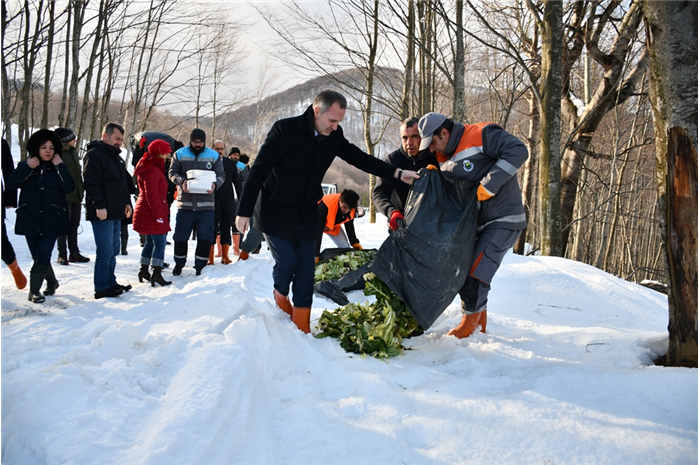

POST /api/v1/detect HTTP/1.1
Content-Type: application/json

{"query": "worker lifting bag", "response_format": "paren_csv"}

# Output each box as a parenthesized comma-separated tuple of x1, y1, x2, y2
(367, 169, 479, 330)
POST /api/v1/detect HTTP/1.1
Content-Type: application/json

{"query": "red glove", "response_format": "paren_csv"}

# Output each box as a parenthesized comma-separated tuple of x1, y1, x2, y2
(352, 243, 363, 250)
(389, 210, 404, 230)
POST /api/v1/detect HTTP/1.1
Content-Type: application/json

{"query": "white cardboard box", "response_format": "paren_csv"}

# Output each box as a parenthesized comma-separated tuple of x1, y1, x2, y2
(187, 169, 216, 194)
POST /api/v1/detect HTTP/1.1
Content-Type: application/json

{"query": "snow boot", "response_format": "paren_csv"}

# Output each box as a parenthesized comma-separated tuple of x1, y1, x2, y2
(150, 266, 172, 287)
(273, 289, 293, 316)
(479, 309, 487, 333)
(292, 307, 311, 334)
(447, 311, 484, 339)
(138, 264, 151, 283)
(7, 259, 27, 290)
(215, 235, 222, 257)
(238, 250, 249, 261)
(43, 265, 59, 296)
(232, 234, 241, 255)
(207, 245, 215, 265)
(28, 263, 48, 303)
(221, 244, 232, 264)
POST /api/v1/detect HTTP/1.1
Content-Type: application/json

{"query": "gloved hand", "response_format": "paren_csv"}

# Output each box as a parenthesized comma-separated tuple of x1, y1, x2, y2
(389, 210, 404, 230)
(426, 165, 438, 170)
(477, 185, 494, 201)
(352, 243, 363, 250)
(436, 153, 450, 163)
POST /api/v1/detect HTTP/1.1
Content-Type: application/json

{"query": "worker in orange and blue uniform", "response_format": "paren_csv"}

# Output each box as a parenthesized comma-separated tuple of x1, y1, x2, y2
(418, 112, 528, 339)
(316, 189, 362, 259)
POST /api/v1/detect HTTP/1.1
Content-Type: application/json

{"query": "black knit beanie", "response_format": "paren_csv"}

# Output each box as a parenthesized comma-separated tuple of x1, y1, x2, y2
(190, 128, 206, 143)
(55, 127, 77, 143)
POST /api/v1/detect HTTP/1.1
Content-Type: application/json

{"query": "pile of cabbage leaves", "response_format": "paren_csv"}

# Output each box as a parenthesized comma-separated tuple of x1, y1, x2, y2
(314, 251, 422, 359)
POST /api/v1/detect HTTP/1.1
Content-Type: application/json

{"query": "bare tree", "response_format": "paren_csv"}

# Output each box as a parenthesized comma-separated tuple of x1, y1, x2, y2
(642, 0, 698, 368)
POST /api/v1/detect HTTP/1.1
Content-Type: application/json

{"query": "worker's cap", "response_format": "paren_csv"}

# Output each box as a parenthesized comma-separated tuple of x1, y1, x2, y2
(417, 112, 447, 150)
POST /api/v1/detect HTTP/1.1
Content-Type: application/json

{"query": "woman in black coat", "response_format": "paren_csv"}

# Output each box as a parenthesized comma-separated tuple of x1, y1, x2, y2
(6, 129, 75, 303)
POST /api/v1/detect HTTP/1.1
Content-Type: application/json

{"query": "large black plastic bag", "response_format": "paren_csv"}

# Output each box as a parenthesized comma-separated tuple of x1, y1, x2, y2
(367, 169, 479, 330)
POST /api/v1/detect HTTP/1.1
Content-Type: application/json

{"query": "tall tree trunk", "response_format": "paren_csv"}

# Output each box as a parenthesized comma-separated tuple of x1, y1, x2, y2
(18, 0, 44, 159)
(77, 0, 106, 139)
(365, 0, 379, 224)
(642, 0, 698, 368)
(514, 90, 539, 255)
(400, 0, 415, 121)
(1, 0, 13, 144)
(537, 0, 563, 256)
(57, 1, 70, 127)
(66, 0, 86, 129)
(452, 0, 465, 122)
(40, 0, 54, 129)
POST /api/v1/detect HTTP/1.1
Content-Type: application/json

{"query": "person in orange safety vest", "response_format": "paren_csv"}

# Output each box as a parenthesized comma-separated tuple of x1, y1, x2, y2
(316, 189, 363, 258)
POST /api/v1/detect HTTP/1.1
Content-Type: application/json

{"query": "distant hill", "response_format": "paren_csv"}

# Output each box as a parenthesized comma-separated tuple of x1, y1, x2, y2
(218, 68, 406, 201)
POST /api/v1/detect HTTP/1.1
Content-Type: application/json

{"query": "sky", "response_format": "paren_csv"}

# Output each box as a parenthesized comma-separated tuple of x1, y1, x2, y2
(1, 140, 697, 464)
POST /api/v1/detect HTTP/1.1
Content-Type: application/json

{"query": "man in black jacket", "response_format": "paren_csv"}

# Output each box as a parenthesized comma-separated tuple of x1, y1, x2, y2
(83, 123, 134, 299)
(372, 117, 438, 230)
(236, 90, 419, 333)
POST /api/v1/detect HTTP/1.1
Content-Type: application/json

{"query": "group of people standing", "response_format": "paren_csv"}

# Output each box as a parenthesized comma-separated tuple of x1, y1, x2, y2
(3, 88, 528, 343)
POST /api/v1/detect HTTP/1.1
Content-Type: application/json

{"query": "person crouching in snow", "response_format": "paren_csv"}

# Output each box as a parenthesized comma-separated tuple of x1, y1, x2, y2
(417, 112, 528, 339)
(133, 139, 173, 287)
(316, 189, 363, 260)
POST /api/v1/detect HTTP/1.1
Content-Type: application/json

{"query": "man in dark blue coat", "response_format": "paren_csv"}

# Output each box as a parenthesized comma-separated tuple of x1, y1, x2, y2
(236, 90, 419, 333)
(83, 123, 134, 299)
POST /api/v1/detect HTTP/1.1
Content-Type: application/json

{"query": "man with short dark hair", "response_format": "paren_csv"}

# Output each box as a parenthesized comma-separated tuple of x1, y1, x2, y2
(169, 129, 225, 276)
(417, 112, 528, 339)
(316, 189, 362, 258)
(372, 117, 438, 230)
(236, 89, 419, 333)
(83, 123, 134, 299)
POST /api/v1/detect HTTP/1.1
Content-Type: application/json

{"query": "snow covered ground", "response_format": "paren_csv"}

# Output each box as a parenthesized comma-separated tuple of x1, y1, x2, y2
(1, 142, 697, 464)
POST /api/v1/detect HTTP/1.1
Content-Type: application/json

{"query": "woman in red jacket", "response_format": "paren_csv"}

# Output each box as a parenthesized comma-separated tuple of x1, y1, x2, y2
(133, 140, 172, 286)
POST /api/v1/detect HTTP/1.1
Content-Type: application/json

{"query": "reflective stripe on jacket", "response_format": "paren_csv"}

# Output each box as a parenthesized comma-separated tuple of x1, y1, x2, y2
(440, 122, 528, 231)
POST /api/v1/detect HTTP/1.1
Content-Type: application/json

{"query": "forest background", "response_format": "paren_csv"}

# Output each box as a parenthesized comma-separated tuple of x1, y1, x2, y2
(1, 0, 696, 367)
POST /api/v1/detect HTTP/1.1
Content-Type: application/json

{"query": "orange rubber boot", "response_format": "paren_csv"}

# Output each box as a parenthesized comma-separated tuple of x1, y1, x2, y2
(215, 235, 222, 257)
(207, 245, 215, 265)
(273, 289, 293, 316)
(8, 260, 27, 290)
(447, 313, 482, 339)
(479, 309, 487, 333)
(292, 307, 311, 334)
(238, 250, 249, 261)
(221, 244, 232, 264)
(233, 235, 241, 255)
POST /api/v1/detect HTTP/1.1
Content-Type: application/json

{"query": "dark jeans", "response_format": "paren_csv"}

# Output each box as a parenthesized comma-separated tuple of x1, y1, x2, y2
(57, 201, 82, 258)
(2, 219, 16, 265)
(91, 219, 120, 292)
(141, 234, 166, 267)
(265, 219, 316, 308)
(25, 235, 58, 266)
(458, 227, 521, 314)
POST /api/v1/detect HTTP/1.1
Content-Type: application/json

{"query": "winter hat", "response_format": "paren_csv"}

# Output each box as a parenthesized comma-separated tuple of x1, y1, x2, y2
(229, 146, 240, 156)
(26, 129, 62, 158)
(417, 112, 447, 150)
(55, 127, 77, 143)
(190, 128, 206, 143)
(148, 139, 172, 157)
